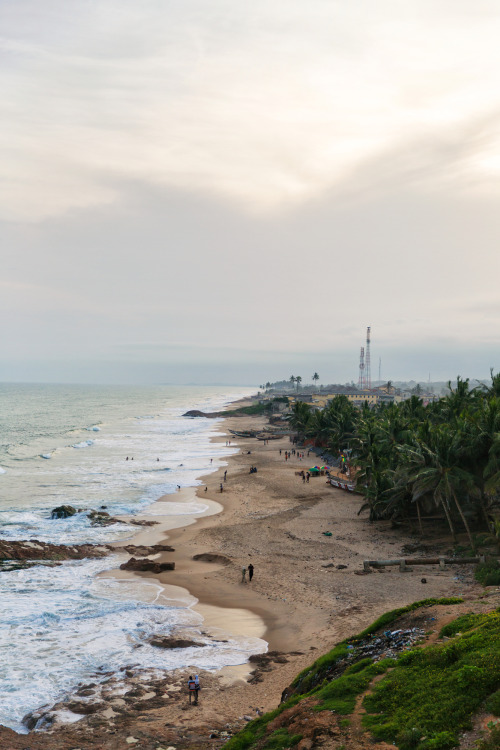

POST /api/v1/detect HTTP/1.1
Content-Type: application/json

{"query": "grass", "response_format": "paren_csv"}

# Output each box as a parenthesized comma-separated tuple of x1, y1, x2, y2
(224, 598, 462, 750)
(362, 608, 500, 750)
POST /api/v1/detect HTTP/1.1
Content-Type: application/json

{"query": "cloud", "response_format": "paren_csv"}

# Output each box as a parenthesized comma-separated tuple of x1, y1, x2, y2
(2, 0, 500, 221)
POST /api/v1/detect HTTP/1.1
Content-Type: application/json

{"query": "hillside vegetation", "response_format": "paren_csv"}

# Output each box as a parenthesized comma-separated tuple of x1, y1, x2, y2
(224, 598, 500, 750)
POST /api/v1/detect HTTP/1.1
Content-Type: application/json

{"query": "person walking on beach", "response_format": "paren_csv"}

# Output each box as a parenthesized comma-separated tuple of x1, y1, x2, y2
(188, 675, 198, 704)
(194, 674, 201, 702)
(224, 470, 227, 481)
(220, 483, 224, 493)
(306, 472, 310, 483)
(241, 566, 247, 583)
(248, 563, 254, 581)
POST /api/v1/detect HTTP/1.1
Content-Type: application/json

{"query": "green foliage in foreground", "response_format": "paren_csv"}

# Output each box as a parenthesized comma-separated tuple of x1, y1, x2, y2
(475, 559, 500, 587)
(362, 608, 500, 750)
(224, 598, 461, 750)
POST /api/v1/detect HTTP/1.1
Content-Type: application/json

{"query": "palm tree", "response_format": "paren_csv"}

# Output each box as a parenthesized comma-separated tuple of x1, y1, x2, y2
(289, 375, 296, 391)
(312, 372, 320, 389)
(406, 426, 477, 550)
(296, 376, 302, 392)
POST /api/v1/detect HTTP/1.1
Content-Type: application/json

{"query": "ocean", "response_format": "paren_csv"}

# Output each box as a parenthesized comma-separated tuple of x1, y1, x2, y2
(0, 383, 263, 732)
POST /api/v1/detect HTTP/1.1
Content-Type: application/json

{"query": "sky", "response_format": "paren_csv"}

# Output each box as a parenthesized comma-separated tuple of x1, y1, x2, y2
(1, 0, 500, 385)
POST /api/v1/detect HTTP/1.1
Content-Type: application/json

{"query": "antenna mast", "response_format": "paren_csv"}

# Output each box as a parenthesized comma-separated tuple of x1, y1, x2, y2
(358, 347, 365, 390)
(365, 327, 371, 390)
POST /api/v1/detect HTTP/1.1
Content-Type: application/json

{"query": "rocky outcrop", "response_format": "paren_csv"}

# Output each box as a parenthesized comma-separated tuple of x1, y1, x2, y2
(0, 540, 110, 561)
(119, 557, 175, 573)
(183, 409, 224, 418)
(88, 510, 120, 526)
(149, 636, 202, 649)
(51, 505, 77, 519)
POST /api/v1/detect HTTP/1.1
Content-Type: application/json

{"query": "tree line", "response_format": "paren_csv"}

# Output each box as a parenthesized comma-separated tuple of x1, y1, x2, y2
(288, 374, 500, 550)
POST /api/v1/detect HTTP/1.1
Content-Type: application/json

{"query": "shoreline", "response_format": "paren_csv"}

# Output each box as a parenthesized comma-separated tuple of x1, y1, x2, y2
(0, 393, 484, 748)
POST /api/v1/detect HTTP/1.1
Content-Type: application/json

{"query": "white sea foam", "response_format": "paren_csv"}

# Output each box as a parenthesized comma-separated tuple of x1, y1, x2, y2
(0, 557, 266, 732)
(0, 384, 258, 731)
(72, 439, 94, 448)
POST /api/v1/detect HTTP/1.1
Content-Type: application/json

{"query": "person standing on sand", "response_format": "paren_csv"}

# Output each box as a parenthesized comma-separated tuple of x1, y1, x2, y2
(224, 470, 227, 481)
(188, 675, 198, 704)
(248, 563, 254, 581)
(241, 566, 247, 583)
(220, 483, 224, 493)
(194, 674, 201, 702)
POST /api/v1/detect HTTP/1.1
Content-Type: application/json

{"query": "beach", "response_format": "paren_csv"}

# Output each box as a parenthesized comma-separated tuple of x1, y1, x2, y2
(0, 398, 480, 749)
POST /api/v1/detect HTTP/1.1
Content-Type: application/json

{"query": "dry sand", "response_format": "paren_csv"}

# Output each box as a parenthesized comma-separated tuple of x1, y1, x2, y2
(0, 403, 482, 749)
(106, 406, 477, 723)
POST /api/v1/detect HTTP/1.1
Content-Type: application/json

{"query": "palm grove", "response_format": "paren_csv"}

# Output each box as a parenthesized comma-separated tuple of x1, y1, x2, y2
(289, 375, 500, 551)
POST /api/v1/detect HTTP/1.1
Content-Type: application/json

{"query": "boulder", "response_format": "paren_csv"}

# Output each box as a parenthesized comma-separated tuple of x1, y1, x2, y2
(51, 505, 77, 519)
(88, 510, 119, 526)
(119, 557, 175, 573)
(150, 637, 202, 649)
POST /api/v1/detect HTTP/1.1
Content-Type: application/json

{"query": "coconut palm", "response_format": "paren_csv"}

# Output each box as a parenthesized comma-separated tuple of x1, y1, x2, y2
(312, 372, 320, 389)
(295, 376, 302, 392)
(406, 425, 477, 550)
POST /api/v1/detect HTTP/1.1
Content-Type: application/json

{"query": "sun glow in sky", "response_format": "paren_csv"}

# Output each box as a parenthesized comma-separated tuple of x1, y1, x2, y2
(1, 0, 500, 384)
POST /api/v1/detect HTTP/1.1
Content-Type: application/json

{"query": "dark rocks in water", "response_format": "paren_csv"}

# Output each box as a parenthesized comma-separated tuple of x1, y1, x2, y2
(0, 539, 109, 561)
(51, 504, 77, 519)
(123, 543, 175, 556)
(88, 510, 119, 526)
(128, 519, 159, 526)
(192, 552, 231, 565)
(150, 636, 202, 649)
(183, 409, 227, 418)
(119, 557, 175, 573)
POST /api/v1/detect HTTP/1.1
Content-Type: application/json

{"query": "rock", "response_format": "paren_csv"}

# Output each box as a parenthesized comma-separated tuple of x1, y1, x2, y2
(51, 505, 77, 519)
(336, 564, 348, 569)
(0, 539, 109, 561)
(67, 701, 106, 715)
(88, 510, 119, 526)
(119, 557, 175, 573)
(150, 637, 202, 649)
(322, 563, 335, 568)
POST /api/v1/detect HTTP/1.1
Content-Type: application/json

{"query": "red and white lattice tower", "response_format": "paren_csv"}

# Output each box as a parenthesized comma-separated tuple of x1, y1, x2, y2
(358, 347, 365, 390)
(365, 327, 371, 390)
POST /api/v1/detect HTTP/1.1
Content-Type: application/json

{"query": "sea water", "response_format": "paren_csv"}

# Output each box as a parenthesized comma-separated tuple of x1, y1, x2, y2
(0, 383, 263, 732)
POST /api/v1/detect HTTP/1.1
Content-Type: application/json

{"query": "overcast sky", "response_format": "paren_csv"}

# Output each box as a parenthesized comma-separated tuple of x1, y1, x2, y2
(1, 0, 500, 385)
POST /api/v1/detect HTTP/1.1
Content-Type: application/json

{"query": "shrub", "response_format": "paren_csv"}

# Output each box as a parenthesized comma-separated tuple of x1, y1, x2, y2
(475, 560, 500, 587)
(485, 690, 500, 717)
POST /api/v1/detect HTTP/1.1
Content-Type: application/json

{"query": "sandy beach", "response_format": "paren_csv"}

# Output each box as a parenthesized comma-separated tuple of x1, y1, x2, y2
(0, 399, 481, 749)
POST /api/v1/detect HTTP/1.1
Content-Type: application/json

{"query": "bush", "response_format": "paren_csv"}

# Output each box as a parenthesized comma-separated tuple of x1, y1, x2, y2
(475, 560, 500, 587)
(485, 690, 500, 717)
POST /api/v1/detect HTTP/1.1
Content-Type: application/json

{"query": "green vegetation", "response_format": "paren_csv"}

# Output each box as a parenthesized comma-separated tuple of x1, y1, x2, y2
(475, 559, 500, 586)
(289, 373, 500, 544)
(362, 609, 500, 750)
(224, 599, 462, 750)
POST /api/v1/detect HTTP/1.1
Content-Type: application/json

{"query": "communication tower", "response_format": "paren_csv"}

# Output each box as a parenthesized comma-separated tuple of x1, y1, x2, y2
(358, 347, 365, 390)
(365, 327, 371, 390)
